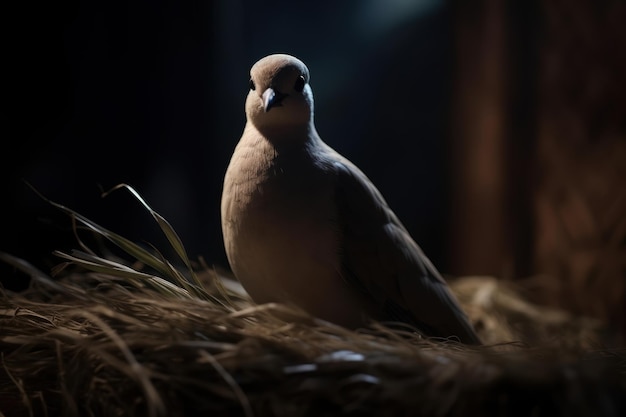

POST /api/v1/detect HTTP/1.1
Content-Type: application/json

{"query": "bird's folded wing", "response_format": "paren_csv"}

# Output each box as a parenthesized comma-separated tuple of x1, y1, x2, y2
(332, 160, 481, 344)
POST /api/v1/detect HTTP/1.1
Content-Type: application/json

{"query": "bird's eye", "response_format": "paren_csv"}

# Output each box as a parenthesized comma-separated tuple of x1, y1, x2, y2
(294, 75, 305, 92)
(249, 78, 256, 91)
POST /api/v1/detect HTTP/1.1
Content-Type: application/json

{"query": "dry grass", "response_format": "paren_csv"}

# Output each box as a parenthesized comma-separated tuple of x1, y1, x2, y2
(1, 185, 624, 417)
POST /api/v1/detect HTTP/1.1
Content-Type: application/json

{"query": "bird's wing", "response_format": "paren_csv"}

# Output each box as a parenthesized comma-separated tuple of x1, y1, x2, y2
(332, 159, 481, 344)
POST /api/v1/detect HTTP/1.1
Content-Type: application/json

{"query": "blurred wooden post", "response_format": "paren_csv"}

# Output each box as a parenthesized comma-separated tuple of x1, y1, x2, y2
(449, 0, 537, 279)
(450, 0, 626, 342)
(449, 0, 510, 277)
(503, 0, 538, 279)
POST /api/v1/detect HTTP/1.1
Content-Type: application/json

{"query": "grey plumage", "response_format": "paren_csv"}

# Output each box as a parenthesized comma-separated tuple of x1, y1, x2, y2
(221, 54, 481, 344)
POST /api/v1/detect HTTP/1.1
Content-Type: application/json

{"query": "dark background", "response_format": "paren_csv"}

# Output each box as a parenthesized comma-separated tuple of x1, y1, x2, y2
(2, 0, 625, 340)
(2, 1, 453, 289)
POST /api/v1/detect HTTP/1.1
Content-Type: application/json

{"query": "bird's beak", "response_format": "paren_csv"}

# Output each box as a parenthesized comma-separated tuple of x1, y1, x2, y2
(262, 87, 287, 112)
(262, 88, 276, 112)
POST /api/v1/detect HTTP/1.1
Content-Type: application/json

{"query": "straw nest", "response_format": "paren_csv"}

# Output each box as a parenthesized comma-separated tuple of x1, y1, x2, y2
(1, 185, 624, 417)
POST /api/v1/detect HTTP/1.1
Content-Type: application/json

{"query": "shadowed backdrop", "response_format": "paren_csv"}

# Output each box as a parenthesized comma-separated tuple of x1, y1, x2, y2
(3, 1, 625, 343)
(2, 0, 452, 290)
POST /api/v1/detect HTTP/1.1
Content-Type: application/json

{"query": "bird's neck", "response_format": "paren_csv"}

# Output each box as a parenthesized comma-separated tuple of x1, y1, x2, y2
(251, 120, 321, 149)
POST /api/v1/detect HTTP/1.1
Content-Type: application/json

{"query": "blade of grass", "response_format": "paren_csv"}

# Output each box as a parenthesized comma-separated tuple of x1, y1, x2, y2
(26, 183, 202, 285)
(54, 251, 191, 299)
(145, 244, 223, 305)
(26, 182, 219, 302)
(101, 184, 200, 286)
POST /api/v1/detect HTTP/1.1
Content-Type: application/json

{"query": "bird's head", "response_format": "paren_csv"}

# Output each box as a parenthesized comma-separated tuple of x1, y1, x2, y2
(245, 54, 315, 138)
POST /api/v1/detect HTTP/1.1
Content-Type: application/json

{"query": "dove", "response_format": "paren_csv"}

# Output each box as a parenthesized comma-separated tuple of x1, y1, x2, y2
(221, 54, 481, 344)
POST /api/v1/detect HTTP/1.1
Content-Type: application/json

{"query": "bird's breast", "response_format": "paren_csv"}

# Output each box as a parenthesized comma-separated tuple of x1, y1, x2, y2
(221, 142, 372, 326)
(223, 149, 339, 277)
